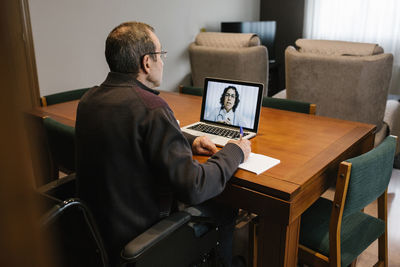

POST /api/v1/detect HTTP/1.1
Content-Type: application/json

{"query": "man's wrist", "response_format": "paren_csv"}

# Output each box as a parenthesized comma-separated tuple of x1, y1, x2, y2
(182, 132, 196, 146)
(223, 143, 245, 164)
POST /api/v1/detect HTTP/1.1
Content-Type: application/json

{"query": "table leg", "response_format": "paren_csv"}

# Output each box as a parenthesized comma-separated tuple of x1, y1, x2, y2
(256, 216, 301, 267)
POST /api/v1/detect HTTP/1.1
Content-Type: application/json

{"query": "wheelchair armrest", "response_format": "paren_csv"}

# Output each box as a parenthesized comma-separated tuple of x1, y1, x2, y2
(121, 211, 191, 261)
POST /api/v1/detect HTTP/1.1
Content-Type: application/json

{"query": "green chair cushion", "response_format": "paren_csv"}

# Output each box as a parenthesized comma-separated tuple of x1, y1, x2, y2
(262, 97, 311, 114)
(41, 88, 90, 106)
(300, 197, 385, 267)
(343, 136, 396, 216)
(180, 86, 203, 96)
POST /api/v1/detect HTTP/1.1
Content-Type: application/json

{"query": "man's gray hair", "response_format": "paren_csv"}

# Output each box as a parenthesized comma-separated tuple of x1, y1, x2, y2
(105, 21, 156, 76)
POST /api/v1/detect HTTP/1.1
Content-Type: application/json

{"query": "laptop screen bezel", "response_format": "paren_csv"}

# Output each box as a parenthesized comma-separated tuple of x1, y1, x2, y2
(200, 77, 264, 132)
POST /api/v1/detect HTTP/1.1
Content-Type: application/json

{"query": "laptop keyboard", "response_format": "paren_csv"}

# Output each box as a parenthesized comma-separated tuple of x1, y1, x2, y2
(188, 123, 249, 139)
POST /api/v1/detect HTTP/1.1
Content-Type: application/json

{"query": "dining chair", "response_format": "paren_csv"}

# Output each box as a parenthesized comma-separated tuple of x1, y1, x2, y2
(40, 87, 91, 107)
(178, 85, 203, 96)
(262, 97, 316, 115)
(43, 117, 75, 176)
(298, 135, 397, 267)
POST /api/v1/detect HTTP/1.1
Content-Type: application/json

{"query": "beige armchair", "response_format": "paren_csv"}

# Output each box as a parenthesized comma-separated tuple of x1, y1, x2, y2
(280, 39, 397, 146)
(189, 32, 269, 94)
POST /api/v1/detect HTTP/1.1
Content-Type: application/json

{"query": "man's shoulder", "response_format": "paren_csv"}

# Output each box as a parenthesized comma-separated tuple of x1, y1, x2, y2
(135, 86, 168, 110)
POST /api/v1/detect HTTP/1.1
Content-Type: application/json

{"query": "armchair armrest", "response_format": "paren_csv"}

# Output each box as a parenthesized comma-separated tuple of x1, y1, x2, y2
(384, 99, 400, 153)
(121, 211, 191, 261)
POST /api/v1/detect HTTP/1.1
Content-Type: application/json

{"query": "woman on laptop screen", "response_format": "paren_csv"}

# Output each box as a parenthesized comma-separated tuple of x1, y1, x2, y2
(205, 82, 257, 128)
(210, 86, 242, 125)
(181, 78, 263, 146)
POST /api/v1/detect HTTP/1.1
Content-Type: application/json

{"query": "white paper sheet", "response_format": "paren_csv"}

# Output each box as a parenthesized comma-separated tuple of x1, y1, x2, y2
(238, 152, 280, 175)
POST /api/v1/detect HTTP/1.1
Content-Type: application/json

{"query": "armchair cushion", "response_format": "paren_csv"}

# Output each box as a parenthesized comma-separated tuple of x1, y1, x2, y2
(195, 32, 260, 48)
(295, 39, 383, 56)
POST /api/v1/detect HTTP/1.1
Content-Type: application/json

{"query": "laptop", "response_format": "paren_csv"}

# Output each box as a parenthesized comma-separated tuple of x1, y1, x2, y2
(181, 77, 264, 146)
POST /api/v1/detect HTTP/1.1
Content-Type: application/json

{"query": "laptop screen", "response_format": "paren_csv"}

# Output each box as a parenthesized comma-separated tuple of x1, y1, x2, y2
(201, 77, 264, 132)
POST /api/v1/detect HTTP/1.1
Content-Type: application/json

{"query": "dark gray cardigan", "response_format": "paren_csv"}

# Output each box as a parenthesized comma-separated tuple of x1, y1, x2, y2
(76, 72, 243, 265)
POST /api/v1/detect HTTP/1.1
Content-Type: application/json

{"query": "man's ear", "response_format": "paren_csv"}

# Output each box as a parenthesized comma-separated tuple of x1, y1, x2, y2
(141, 54, 151, 74)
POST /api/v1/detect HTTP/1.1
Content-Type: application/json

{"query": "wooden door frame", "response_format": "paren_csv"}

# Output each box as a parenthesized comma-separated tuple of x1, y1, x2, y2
(18, 0, 41, 107)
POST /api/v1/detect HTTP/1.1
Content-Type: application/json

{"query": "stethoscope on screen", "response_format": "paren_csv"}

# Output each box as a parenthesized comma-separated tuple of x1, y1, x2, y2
(217, 110, 234, 124)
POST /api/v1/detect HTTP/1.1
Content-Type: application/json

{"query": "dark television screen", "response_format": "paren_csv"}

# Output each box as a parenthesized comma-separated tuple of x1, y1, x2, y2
(221, 21, 276, 61)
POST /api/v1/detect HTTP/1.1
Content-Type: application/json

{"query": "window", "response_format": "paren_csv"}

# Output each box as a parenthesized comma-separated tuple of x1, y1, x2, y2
(304, 0, 400, 94)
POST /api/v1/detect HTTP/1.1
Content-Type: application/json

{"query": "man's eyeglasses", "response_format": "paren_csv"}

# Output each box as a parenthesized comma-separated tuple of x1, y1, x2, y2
(224, 93, 236, 98)
(146, 51, 168, 59)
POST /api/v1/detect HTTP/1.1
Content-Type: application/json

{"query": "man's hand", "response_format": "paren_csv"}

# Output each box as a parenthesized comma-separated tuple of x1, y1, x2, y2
(192, 136, 218, 156)
(228, 139, 251, 162)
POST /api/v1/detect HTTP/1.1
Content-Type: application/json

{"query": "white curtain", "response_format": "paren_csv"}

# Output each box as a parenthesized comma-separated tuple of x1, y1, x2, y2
(303, 0, 400, 94)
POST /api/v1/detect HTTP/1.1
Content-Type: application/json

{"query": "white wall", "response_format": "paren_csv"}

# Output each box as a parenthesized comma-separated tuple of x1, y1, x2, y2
(29, 0, 260, 96)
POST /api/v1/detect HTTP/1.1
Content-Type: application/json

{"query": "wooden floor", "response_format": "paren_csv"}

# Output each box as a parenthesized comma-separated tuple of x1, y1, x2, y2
(322, 168, 400, 267)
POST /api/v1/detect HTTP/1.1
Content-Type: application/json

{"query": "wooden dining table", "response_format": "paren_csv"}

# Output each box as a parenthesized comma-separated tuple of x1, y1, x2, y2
(30, 91, 376, 266)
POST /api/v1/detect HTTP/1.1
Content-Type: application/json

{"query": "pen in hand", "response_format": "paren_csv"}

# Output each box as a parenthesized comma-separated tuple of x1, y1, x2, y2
(239, 126, 243, 141)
